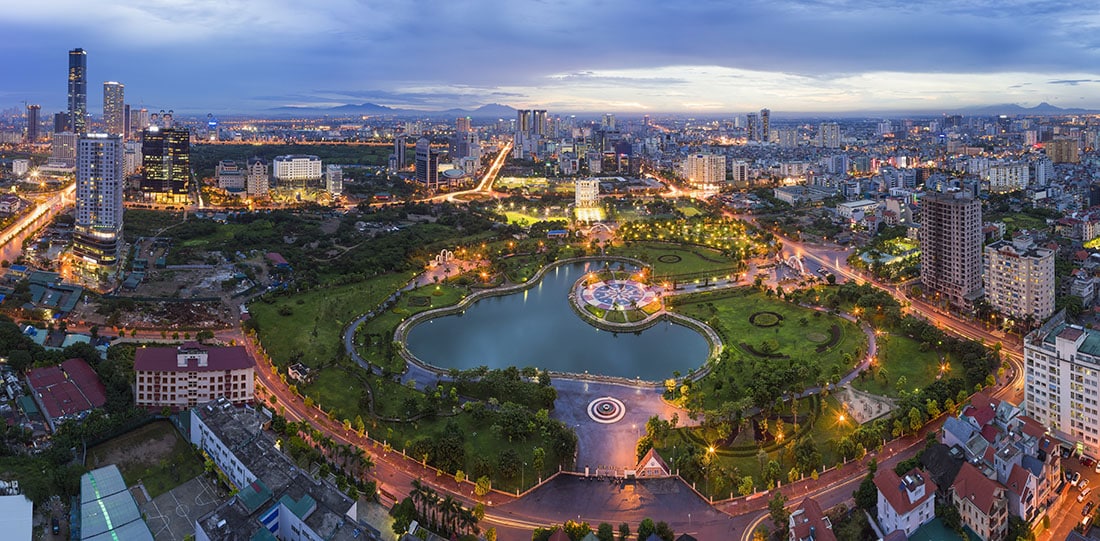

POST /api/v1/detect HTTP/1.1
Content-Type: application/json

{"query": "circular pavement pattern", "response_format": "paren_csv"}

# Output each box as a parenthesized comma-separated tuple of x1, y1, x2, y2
(580, 279, 658, 311)
(657, 254, 682, 264)
(587, 396, 627, 424)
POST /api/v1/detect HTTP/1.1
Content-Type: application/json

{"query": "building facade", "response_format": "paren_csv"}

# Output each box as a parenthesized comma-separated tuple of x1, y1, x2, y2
(983, 234, 1055, 322)
(25, 104, 40, 143)
(246, 157, 269, 196)
(414, 137, 441, 189)
(874, 468, 937, 537)
(952, 462, 1009, 541)
(74, 134, 124, 267)
(986, 163, 1029, 194)
(919, 192, 983, 309)
(682, 154, 725, 187)
(575, 179, 599, 208)
(68, 48, 87, 134)
(215, 160, 246, 193)
(819, 122, 841, 149)
(102, 81, 125, 137)
(326, 165, 343, 195)
(134, 343, 254, 410)
(272, 155, 322, 188)
(140, 126, 191, 202)
(1024, 312, 1100, 455)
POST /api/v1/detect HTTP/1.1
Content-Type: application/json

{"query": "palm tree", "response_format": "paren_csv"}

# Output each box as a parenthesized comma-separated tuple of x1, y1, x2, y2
(440, 495, 461, 535)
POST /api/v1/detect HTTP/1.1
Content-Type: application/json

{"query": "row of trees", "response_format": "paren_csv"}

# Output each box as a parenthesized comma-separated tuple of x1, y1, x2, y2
(390, 479, 482, 538)
(533, 518, 674, 541)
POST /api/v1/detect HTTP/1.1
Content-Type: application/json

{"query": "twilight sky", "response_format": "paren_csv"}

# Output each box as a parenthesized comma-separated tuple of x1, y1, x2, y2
(3, 0, 1100, 114)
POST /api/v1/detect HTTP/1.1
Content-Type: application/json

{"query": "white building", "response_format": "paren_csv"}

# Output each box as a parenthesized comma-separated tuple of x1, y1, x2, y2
(986, 163, 1029, 194)
(983, 234, 1055, 322)
(836, 199, 878, 221)
(731, 160, 749, 184)
(325, 164, 343, 195)
(272, 155, 322, 188)
(215, 160, 246, 193)
(874, 468, 937, 537)
(818, 122, 841, 149)
(1024, 313, 1100, 455)
(74, 134, 124, 267)
(246, 157, 269, 197)
(11, 159, 29, 177)
(135, 343, 254, 411)
(575, 179, 599, 208)
(681, 153, 725, 188)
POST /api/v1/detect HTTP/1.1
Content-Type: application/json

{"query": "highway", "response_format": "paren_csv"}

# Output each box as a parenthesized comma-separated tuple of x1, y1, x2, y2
(0, 184, 75, 264)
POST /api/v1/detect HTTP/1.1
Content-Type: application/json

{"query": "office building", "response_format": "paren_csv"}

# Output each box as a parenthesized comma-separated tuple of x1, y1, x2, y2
(602, 113, 616, 131)
(731, 160, 749, 184)
(414, 137, 441, 190)
(983, 234, 1055, 322)
(103, 81, 125, 136)
(74, 134, 123, 266)
(131, 107, 149, 133)
(246, 157, 269, 196)
(68, 48, 88, 134)
(1045, 139, 1079, 164)
(874, 468, 936, 537)
(272, 155, 322, 188)
(134, 343, 254, 410)
(215, 160, 246, 193)
(24, 104, 40, 143)
(759, 108, 770, 142)
(140, 126, 191, 202)
(1024, 313, 1100, 456)
(326, 164, 343, 195)
(919, 192, 983, 309)
(50, 132, 79, 168)
(819, 122, 841, 148)
(575, 178, 599, 208)
(681, 154, 726, 187)
(54, 112, 70, 133)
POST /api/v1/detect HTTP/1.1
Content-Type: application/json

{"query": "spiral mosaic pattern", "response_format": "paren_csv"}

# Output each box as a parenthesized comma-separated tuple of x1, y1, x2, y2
(580, 279, 657, 311)
(587, 396, 627, 424)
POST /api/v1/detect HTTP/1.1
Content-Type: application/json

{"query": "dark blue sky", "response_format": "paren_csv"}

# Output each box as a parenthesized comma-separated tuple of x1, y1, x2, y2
(3, 0, 1099, 114)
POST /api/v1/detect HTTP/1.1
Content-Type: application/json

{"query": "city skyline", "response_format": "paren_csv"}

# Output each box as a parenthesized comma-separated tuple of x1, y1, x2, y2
(2, 1, 1100, 115)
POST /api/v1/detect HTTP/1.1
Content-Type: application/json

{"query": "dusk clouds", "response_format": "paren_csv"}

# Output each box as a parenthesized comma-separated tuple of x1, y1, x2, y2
(3, 0, 1099, 113)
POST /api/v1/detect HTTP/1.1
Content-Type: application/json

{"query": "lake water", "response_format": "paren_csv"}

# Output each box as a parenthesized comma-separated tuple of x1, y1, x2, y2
(404, 261, 710, 380)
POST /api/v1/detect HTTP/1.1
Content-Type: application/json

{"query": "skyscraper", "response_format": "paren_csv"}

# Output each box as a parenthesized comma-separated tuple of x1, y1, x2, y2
(103, 82, 125, 136)
(140, 126, 191, 202)
(25, 104, 40, 143)
(68, 48, 88, 134)
(74, 134, 123, 266)
(759, 108, 770, 142)
(393, 135, 407, 169)
(819, 122, 841, 149)
(414, 137, 440, 190)
(919, 192, 983, 308)
(456, 117, 471, 133)
(746, 113, 759, 142)
(681, 154, 726, 187)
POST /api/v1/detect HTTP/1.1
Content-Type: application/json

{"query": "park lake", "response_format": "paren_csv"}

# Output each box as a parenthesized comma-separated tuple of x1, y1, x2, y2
(405, 261, 710, 380)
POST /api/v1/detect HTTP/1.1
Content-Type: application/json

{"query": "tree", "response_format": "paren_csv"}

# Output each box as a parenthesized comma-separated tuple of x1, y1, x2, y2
(793, 438, 823, 475)
(597, 523, 615, 541)
(485, 527, 497, 541)
(768, 491, 789, 536)
(454, 470, 466, 484)
(654, 521, 674, 541)
(475, 476, 492, 497)
(532, 447, 546, 479)
(618, 523, 631, 541)
(855, 475, 877, 511)
(636, 518, 656, 541)
(738, 476, 755, 496)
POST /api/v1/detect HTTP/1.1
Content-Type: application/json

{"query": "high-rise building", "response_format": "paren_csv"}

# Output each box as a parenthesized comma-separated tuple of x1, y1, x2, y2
(985, 162, 1029, 194)
(456, 116, 471, 133)
(325, 165, 343, 195)
(68, 48, 88, 134)
(516, 109, 531, 134)
(414, 137, 440, 190)
(1024, 312, 1100, 456)
(246, 157, 269, 197)
(759, 108, 770, 142)
(983, 234, 1055, 322)
(919, 192, 983, 308)
(74, 134, 123, 266)
(819, 122, 841, 148)
(102, 81, 124, 136)
(1045, 139, 1079, 164)
(746, 113, 759, 142)
(272, 155, 322, 188)
(777, 128, 797, 149)
(532, 110, 548, 137)
(131, 107, 149, 133)
(50, 132, 79, 168)
(602, 113, 616, 132)
(123, 104, 131, 139)
(54, 112, 70, 133)
(393, 134, 408, 170)
(140, 126, 191, 202)
(730, 160, 749, 184)
(25, 104, 40, 143)
(681, 154, 726, 187)
(1031, 156, 1053, 186)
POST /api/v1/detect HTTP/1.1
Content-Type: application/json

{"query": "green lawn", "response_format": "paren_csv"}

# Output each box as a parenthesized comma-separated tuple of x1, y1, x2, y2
(86, 421, 204, 498)
(851, 334, 958, 397)
(503, 210, 568, 224)
(250, 273, 414, 370)
(353, 283, 468, 373)
(609, 241, 740, 276)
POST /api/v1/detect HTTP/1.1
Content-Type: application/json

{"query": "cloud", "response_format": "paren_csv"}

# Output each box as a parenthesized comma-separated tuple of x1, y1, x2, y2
(1047, 79, 1100, 86)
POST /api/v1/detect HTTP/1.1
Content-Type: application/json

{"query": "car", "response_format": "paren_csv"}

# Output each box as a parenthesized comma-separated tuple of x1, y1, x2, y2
(1085, 501, 1096, 516)
(51, 517, 59, 535)
(1083, 455, 1097, 468)
(1080, 487, 1093, 503)
(1072, 472, 1083, 486)
(1083, 479, 1092, 490)
(1094, 461, 1100, 474)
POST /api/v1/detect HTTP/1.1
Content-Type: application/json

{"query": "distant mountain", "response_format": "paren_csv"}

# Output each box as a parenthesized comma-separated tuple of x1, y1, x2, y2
(955, 102, 1098, 115)
(266, 102, 515, 118)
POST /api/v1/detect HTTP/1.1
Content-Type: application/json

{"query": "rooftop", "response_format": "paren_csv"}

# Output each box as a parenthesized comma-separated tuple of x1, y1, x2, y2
(134, 343, 252, 373)
(25, 358, 106, 422)
(80, 465, 153, 541)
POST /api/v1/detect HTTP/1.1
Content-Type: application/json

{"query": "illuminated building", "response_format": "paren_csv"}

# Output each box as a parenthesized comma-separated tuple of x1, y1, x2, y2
(273, 155, 322, 188)
(25, 104, 40, 143)
(1044, 139, 1079, 164)
(759, 108, 770, 142)
(456, 116, 471, 133)
(74, 134, 123, 267)
(746, 113, 759, 142)
(681, 153, 726, 188)
(134, 343, 254, 410)
(325, 165, 343, 195)
(246, 157, 269, 196)
(1025, 312, 1100, 457)
(818, 122, 841, 148)
(140, 126, 191, 203)
(919, 192, 983, 309)
(414, 137, 441, 189)
(983, 234, 1054, 322)
(103, 81, 125, 136)
(68, 48, 88, 134)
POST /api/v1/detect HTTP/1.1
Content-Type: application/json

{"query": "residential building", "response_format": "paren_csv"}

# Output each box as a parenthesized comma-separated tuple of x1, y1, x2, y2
(818, 122, 841, 149)
(1025, 312, 1100, 455)
(874, 467, 937, 537)
(68, 48, 87, 134)
(102, 81, 125, 136)
(246, 157, 269, 196)
(983, 234, 1055, 322)
(455, 116, 471, 133)
(919, 191, 983, 309)
(788, 497, 836, 541)
(986, 163, 1029, 194)
(140, 126, 191, 203)
(80, 465, 154, 540)
(326, 164, 343, 195)
(731, 160, 749, 184)
(414, 137, 441, 190)
(836, 199, 878, 221)
(681, 154, 725, 188)
(50, 131, 79, 168)
(189, 398, 375, 541)
(746, 113, 759, 142)
(25, 358, 107, 432)
(134, 342, 254, 411)
(392, 134, 407, 170)
(273, 155, 322, 188)
(215, 160, 246, 193)
(1045, 139, 1079, 164)
(952, 462, 1008, 541)
(575, 178, 599, 208)
(74, 134, 124, 267)
(11, 159, 29, 177)
(24, 104, 40, 143)
(759, 108, 770, 142)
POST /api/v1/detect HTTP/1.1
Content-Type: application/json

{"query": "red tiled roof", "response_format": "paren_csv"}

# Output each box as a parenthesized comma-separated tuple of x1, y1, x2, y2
(874, 468, 936, 517)
(953, 462, 1005, 515)
(790, 497, 837, 541)
(1019, 416, 1046, 439)
(636, 448, 671, 475)
(1006, 464, 1031, 499)
(134, 343, 252, 373)
(266, 252, 289, 266)
(980, 424, 999, 443)
(25, 358, 107, 421)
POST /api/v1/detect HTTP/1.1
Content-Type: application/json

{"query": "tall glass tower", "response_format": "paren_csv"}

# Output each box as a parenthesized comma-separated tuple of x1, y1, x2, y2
(68, 48, 88, 134)
(103, 81, 125, 136)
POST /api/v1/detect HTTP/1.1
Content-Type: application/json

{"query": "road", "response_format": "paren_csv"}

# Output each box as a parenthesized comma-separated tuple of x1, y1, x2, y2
(425, 141, 512, 203)
(0, 184, 75, 264)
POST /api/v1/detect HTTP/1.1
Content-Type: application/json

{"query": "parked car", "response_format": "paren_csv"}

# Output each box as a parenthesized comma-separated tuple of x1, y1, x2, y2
(1079, 487, 1093, 503)
(1084, 501, 1095, 516)
(1083, 479, 1092, 490)
(1093, 461, 1100, 474)
(1072, 472, 1083, 486)
(1082, 456, 1096, 468)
